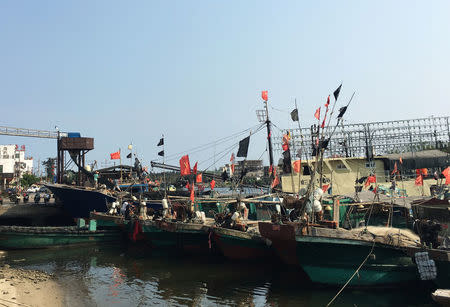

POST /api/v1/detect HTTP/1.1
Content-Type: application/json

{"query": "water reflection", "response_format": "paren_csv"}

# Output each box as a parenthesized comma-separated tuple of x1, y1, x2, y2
(2, 245, 436, 307)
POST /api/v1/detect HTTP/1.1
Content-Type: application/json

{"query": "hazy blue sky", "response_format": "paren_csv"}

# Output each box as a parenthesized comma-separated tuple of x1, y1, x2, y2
(1, 1, 448, 173)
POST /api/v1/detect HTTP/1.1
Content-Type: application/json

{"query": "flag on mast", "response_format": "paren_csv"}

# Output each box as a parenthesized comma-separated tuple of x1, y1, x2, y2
(157, 138, 164, 146)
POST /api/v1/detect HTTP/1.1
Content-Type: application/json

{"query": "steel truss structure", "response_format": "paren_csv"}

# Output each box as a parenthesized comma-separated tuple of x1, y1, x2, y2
(273, 116, 450, 159)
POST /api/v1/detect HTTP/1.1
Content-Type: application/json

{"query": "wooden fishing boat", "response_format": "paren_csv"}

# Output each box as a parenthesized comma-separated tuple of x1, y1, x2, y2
(258, 222, 431, 287)
(211, 224, 274, 260)
(0, 225, 123, 249)
(130, 218, 214, 254)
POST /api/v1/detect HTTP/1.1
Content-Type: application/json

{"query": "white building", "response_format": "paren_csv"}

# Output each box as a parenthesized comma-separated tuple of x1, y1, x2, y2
(0, 144, 33, 188)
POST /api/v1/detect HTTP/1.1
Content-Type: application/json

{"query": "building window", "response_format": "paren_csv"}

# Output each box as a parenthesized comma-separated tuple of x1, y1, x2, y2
(336, 163, 347, 170)
(365, 161, 375, 168)
(15, 154, 20, 159)
(0, 165, 2, 173)
(3, 155, 9, 159)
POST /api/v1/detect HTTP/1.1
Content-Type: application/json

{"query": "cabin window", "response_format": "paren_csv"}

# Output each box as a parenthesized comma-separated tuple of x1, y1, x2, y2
(15, 154, 20, 159)
(303, 165, 311, 175)
(336, 163, 347, 170)
(365, 161, 375, 168)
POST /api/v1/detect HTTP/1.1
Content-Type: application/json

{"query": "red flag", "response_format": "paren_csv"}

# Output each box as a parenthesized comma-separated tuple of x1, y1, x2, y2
(190, 186, 195, 202)
(262, 90, 268, 101)
(179, 155, 191, 176)
(210, 179, 216, 190)
(110, 150, 120, 160)
(193, 162, 198, 175)
(325, 95, 330, 108)
(364, 175, 376, 187)
(391, 162, 398, 175)
(321, 117, 326, 129)
(314, 107, 321, 120)
(268, 165, 273, 176)
(293, 160, 301, 173)
(271, 175, 280, 188)
(442, 167, 450, 185)
(399, 157, 403, 164)
(416, 168, 428, 176)
(185, 182, 190, 190)
(415, 174, 423, 186)
(196, 173, 202, 183)
(282, 143, 289, 151)
(322, 184, 329, 193)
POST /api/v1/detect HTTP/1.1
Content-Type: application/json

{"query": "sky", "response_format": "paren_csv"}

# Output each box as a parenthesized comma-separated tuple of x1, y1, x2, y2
(0, 1, 449, 174)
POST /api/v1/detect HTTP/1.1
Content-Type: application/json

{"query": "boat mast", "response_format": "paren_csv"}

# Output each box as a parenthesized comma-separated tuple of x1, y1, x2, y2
(264, 98, 274, 174)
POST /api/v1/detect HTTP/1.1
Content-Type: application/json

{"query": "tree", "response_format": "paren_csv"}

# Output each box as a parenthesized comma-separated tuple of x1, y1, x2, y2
(42, 158, 57, 181)
(20, 173, 40, 188)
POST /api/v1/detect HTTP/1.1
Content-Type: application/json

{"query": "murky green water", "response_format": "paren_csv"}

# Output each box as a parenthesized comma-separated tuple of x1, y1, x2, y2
(2, 244, 438, 306)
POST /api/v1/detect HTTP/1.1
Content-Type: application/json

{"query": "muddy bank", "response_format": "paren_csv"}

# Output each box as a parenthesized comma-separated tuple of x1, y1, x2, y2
(0, 264, 63, 307)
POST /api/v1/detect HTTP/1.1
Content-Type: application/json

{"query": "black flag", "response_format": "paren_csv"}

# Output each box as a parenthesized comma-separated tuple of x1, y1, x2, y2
(333, 84, 342, 101)
(337, 106, 347, 119)
(282, 150, 292, 173)
(290, 109, 299, 121)
(237, 136, 250, 158)
(126, 153, 132, 159)
(158, 150, 164, 157)
(157, 138, 164, 146)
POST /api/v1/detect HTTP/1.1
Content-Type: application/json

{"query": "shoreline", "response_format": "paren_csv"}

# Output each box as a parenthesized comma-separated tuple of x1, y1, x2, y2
(0, 264, 63, 307)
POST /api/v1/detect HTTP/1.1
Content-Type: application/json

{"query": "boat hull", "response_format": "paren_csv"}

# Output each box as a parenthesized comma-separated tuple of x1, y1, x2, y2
(295, 236, 418, 286)
(132, 220, 211, 254)
(0, 226, 122, 249)
(46, 184, 116, 218)
(212, 227, 274, 260)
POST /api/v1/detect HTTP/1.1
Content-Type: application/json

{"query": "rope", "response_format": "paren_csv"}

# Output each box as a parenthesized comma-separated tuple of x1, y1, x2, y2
(326, 240, 376, 307)
(0, 297, 32, 307)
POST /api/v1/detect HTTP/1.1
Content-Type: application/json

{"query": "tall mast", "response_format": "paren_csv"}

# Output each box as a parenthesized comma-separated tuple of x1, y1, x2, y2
(264, 99, 274, 169)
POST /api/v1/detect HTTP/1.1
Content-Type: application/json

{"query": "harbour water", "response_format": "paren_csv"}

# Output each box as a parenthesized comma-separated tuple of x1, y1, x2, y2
(2, 244, 438, 307)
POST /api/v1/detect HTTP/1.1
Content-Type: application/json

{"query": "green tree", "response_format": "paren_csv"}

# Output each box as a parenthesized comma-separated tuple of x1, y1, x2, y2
(42, 158, 57, 181)
(20, 173, 40, 187)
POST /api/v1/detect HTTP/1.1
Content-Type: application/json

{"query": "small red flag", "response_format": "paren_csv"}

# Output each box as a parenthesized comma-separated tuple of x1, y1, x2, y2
(399, 157, 403, 164)
(322, 184, 329, 193)
(193, 162, 198, 175)
(415, 174, 423, 186)
(179, 155, 191, 176)
(325, 95, 330, 108)
(442, 167, 450, 185)
(262, 90, 268, 101)
(110, 150, 120, 160)
(282, 143, 289, 151)
(271, 175, 280, 188)
(230, 153, 235, 162)
(293, 160, 301, 173)
(268, 165, 273, 176)
(314, 107, 321, 120)
(190, 185, 195, 202)
(391, 162, 398, 175)
(364, 175, 376, 187)
(210, 179, 216, 190)
(196, 173, 202, 183)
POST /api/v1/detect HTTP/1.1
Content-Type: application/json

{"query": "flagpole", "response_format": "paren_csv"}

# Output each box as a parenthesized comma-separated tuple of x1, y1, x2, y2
(120, 148, 122, 183)
(163, 134, 167, 198)
(264, 96, 274, 192)
(294, 98, 305, 197)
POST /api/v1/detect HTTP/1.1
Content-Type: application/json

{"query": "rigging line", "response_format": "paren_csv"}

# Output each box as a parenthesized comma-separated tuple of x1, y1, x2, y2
(198, 124, 267, 167)
(270, 105, 291, 114)
(199, 142, 239, 167)
(163, 123, 264, 160)
(203, 143, 239, 172)
(326, 240, 376, 307)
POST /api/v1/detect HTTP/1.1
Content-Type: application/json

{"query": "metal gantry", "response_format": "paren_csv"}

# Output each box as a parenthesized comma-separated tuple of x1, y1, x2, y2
(273, 116, 450, 159)
(0, 126, 68, 139)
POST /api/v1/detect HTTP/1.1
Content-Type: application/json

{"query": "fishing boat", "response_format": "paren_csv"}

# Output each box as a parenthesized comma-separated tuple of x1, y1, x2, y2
(258, 221, 448, 286)
(0, 224, 123, 249)
(46, 183, 116, 218)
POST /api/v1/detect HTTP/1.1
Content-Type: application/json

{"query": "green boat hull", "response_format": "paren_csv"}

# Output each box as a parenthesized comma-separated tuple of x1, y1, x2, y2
(132, 221, 211, 254)
(295, 236, 418, 286)
(212, 227, 273, 260)
(0, 227, 123, 249)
